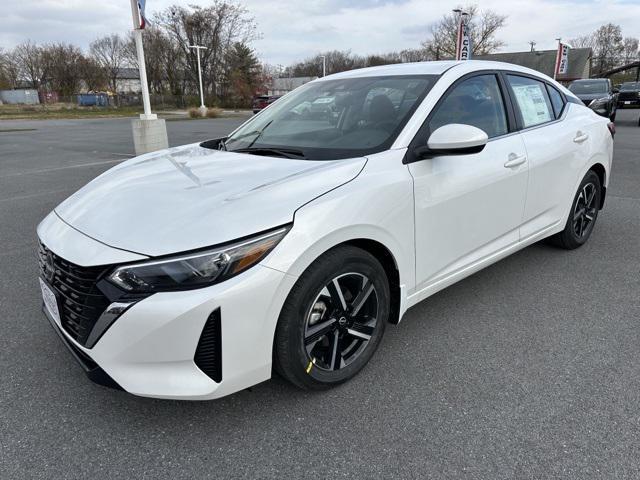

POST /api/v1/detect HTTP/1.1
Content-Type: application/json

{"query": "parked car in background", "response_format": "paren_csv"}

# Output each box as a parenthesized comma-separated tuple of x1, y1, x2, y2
(252, 94, 281, 114)
(37, 60, 614, 400)
(617, 82, 640, 108)
(568, 78, 617, 121)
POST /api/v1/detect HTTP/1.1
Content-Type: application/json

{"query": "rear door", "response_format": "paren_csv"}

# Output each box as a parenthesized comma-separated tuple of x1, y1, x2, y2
(504, 74, 584, 239)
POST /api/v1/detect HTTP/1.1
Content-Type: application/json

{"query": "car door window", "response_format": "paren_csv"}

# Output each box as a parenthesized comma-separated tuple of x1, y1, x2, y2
(507, 75, 554, 128)
(546, 84, 565, 119)
(429, 74, 508, 138)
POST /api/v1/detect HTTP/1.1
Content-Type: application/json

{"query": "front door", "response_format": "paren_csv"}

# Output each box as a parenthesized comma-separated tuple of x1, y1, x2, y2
(408, 73, 529, 291)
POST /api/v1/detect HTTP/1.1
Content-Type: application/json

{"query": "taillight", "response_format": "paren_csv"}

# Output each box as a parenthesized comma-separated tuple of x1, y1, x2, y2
(607, 122, 615, 138)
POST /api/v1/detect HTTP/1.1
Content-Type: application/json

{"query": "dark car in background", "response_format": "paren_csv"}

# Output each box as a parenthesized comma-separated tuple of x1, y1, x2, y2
(251, 95, 282, 114)
(568, 79, 617, 122)
(617, 82, 640, 108)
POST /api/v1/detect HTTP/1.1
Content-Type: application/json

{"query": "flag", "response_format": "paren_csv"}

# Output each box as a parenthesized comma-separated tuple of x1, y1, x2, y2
(137, 0, 147, 29)
(555, 42, 570, 77)
(456, 17, 472, 61)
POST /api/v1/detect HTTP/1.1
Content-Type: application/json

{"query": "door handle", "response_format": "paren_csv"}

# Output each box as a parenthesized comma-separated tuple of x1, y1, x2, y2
(574, 131, 589, 143)
(504, 153, 527, 168)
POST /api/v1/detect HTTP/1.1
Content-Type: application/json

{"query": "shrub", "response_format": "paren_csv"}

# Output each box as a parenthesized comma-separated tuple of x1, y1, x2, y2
(206, 107, 223, 118)
(188, 107, 202, 118)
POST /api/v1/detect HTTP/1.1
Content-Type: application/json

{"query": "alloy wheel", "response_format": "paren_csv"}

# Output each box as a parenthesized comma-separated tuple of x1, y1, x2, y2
(303, 272, 379, 372)
(572, 182, 597, 238)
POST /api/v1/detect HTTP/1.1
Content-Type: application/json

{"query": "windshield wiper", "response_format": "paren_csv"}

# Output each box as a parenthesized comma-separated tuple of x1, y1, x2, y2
(232, 147, 306, 159)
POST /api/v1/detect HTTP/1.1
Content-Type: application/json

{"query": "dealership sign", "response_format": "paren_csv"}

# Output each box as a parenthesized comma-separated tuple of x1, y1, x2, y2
(555, 42, 570, 77)
(456, 18, 471, 61)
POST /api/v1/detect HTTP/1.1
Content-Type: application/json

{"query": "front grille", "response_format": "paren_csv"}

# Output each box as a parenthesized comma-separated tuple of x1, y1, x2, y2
(619, 92, 639, 101)
(194, 309, 222, 383)
(38, 242, 112, 346)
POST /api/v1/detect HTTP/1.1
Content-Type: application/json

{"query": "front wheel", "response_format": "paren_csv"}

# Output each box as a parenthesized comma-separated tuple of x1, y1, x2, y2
(548, 170, 601, 249)
(274, 246, 390, 390)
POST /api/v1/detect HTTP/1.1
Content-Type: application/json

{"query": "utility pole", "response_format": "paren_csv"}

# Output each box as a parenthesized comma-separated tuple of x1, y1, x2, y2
(189, 45, 208, 115)
(529, 41, 536, 52)
(320, 55, 326, 77)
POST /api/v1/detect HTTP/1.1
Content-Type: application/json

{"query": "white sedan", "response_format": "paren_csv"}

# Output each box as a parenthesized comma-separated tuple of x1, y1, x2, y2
(37, 60, 613, 399)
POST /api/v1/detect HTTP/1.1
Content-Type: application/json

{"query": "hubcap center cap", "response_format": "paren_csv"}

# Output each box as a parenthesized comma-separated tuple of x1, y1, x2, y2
(338, 316, 348, 327)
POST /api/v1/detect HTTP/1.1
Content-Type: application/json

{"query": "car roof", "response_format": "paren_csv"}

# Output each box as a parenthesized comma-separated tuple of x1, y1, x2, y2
(317, 60, 557, 81)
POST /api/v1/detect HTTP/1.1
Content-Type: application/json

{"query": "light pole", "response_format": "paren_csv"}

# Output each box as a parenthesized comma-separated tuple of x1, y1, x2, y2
(189, 44, 208, 115)
(319, 55, 326, 77)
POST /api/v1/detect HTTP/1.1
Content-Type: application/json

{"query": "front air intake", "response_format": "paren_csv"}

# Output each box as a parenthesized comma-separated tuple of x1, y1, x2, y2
(194, 309, 222, 383)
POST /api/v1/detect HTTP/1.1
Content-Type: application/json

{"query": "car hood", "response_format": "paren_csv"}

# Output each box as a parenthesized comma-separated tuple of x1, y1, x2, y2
(55, 143, 366, 256)
(574, 93, 610, 102)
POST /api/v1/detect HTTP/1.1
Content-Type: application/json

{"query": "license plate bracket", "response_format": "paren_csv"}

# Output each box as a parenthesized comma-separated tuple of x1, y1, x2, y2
(39, 278, 61, 325)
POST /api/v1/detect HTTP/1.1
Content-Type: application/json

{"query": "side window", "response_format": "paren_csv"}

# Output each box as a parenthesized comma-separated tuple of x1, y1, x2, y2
(507, 75, 554, 128)
(546, 84, 565, 119)
(429, 74, 508, 139)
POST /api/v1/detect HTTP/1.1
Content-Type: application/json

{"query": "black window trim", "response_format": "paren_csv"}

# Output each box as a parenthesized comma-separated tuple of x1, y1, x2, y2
(403, 69, 517, 164)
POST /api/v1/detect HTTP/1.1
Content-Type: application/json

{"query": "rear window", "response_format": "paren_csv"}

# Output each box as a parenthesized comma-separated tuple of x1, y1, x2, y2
(620, 82, 640, 91)
(569, 81, 608, 95)
(507, 75, 554, 128)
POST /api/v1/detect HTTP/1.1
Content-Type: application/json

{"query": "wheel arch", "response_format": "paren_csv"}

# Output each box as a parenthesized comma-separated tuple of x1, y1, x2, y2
(341, 238, 402, 325)
(588, 162, 607, 209)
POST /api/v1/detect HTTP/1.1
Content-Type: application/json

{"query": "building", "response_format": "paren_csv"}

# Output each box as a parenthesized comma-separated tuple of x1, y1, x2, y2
(268, 76, 317, 96)
(0, 89, 40, 105)
(115, 68, 142, 93)
(475, 48, 592, 84)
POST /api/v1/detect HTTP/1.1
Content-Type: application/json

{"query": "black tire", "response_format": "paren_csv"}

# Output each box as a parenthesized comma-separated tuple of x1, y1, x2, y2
(610, 112, 616, 123)
(274, 245, 390, 390)
(548, 170, 601, 249)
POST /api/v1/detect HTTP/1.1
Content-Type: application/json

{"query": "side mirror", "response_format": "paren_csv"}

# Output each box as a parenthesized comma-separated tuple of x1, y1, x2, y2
(613, 88, 619, 94)
(415, 124, 488, 159)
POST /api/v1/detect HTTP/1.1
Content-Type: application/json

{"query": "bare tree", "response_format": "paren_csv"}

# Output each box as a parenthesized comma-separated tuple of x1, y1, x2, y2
(79, 56, 108, 92)
(90, 34, 127, 92)
(12, 41, 47, 89)
(422, 5, 507, 59)
(568, 34, 595, 50)
(157, 2, 258, 98)
(591, 23, 623, 74)
(0, 49, 20, 89)
(41, 43, 84, 96)
(622, 37, 639, 65)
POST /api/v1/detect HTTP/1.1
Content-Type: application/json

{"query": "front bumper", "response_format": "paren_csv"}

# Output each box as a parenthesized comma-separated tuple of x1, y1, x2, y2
(38, 213, 296, 400)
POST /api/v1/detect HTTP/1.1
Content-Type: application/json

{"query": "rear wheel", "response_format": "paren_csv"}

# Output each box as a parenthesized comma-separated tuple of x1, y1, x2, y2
(274, 246, 390, 390)
(548, 170, 601, 249)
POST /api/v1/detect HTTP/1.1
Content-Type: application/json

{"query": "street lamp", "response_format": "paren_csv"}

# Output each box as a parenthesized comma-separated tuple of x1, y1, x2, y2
(319, 55, 326, 77)
(189, 44, 208, 115)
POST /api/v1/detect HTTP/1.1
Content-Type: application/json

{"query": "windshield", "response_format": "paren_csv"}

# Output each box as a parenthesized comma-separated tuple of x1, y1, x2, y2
(621, 82, 640, 91)
(569, 81, 608, 95)
(224, 75, 437, 160)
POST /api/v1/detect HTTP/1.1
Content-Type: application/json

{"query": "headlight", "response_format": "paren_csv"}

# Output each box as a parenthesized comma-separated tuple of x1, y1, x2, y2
(589, 97, 608, 109)
(107, 226, 289, 293)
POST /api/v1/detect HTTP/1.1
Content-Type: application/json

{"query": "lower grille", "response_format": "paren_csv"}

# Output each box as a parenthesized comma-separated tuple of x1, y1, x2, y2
(194, 309, 223, 383)
(38, 241, 112, 346)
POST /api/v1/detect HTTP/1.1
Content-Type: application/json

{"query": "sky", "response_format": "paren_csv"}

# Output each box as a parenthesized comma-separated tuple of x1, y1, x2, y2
(2, 0, 639, 66)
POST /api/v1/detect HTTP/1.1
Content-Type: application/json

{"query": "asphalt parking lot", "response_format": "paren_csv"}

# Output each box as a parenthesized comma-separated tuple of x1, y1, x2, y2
(1, 110, 639, 479)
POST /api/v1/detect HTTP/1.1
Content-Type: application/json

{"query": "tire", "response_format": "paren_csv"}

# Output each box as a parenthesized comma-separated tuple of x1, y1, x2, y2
(274, 245, 390, 390)
(548, 170, 601, 250)
(610, 112, 616, 123)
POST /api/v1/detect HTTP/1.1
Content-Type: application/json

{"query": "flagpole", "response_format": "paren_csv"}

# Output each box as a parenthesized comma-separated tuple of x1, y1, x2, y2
(128, 0, 168, 155)
(130, 0, 155, 120)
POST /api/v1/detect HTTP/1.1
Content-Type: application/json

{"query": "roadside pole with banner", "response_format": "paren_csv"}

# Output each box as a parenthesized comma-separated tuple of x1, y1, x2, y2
(455, 10, 471, 61)
(554, 39, 571, 80)
(129, 0, 168, 155)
